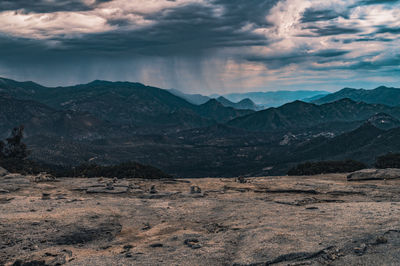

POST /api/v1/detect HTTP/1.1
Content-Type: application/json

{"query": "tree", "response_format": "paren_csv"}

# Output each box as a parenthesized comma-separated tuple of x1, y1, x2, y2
(0, 140, 4, 159)
(4, 125, 29, 160)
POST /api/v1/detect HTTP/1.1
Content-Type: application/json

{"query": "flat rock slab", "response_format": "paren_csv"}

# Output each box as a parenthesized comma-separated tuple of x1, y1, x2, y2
(347, 168, 400, 181)
(86, 186, 129, 194)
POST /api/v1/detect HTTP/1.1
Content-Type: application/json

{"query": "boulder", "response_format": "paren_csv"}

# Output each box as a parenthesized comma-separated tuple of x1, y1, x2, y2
(347, 168, 400, 181)
(32, 172, 56, 182)
(0, 166, 9, 177)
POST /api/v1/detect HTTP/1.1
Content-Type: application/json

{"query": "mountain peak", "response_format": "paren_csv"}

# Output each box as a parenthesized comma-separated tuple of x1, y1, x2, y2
(203, 98, 223, 107)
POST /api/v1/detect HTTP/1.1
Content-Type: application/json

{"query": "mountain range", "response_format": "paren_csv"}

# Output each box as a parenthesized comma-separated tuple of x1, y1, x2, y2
(228, 98, 400, 132)
(1, 77, 400, 177)
(169, 88, 330, 109)
(0, 79, 252, 134)
(313, 86, 400, 106)
(169, 89, 260, 110)
(214, 90, 330, 107)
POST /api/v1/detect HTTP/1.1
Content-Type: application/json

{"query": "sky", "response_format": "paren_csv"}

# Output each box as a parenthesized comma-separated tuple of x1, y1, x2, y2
(0, 0, 399, 94)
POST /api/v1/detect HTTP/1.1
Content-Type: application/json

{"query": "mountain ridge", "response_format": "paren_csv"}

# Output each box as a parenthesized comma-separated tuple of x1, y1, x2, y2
(313, 86, 400, 106)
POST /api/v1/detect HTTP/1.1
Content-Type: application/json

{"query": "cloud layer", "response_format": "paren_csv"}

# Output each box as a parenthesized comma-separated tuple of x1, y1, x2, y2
(0, 0, 399, 93)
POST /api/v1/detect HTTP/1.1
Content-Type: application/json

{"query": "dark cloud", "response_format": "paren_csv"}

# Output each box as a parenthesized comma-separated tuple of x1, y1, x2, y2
(376, 26, 400, 34)
(304, 25, 361, 36)
(358, 0, 400, 5)
(351, 55, 400, 69)
(301, 8, 348, 23)
(0, 0, 111, 13)
(340, 37, 394, 43)
(0, 1, 278, 58)
(0, 0, 399, 91)
(246, 49, 350, 69)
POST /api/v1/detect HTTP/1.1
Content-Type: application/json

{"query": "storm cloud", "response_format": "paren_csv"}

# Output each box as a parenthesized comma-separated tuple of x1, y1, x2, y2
(0, 0, 399, 93)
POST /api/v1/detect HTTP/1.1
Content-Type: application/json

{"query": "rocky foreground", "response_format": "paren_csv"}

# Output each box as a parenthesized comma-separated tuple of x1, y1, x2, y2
(1, 169, 400, 265)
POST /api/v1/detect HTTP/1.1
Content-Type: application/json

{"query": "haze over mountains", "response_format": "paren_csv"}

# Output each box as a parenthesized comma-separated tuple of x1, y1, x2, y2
(169, 88, 330, 109)
(1, 77, 400, 177)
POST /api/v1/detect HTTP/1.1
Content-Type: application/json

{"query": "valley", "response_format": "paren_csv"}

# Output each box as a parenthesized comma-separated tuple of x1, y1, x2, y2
(1, 77, 400, 177)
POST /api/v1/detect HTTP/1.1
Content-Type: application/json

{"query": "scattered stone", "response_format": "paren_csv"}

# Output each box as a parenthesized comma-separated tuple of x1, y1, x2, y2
(50, 254, 67, 265)
(62, 249, 73, 257)
(142, 223, 151, 231)
(41, 193, 51, 200)
(149, 185, 157, 194)
(113, 177, 118, 183)
(305, 207, 319, 210)
(204, 223, 227, 233)
(123, 244, 134, 250)
(149, 243, 163, 248)
(106, 182, 114, 190)
(56, 194, 67, 200)
(353, 243, 367, 255)
(184, 239, 201, 249)
(347, 168, 400, 181)
(375, 236, 388, 244)
(190, 186, 202, 194)
(0, 189, 10, 193)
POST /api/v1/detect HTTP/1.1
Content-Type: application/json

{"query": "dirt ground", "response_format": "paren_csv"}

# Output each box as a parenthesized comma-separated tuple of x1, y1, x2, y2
(1, 173, 400, 265)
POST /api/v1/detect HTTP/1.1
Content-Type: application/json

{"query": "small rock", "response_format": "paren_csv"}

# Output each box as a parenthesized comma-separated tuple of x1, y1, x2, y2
(184, 238, 201, 249)
(142, 223, 151, 231)
(124, 244, 134, 250)
(149, 243, 163, 248)
(353, 243, 367, 255)
(190, 186, 202, 194)
(42, 193, 51, 200)
(62, 249, 73, 257)
(375, 236, 388, 244)
(106, 182, 114, 190)
(0, 189, 10, 193)
(149, 185, 157, 194)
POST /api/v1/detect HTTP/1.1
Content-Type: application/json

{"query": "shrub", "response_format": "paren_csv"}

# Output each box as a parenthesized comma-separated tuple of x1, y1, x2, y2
(70, 162, 171, 179)
(375, 153, 400, 169)
(287, 160, 367, 176)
